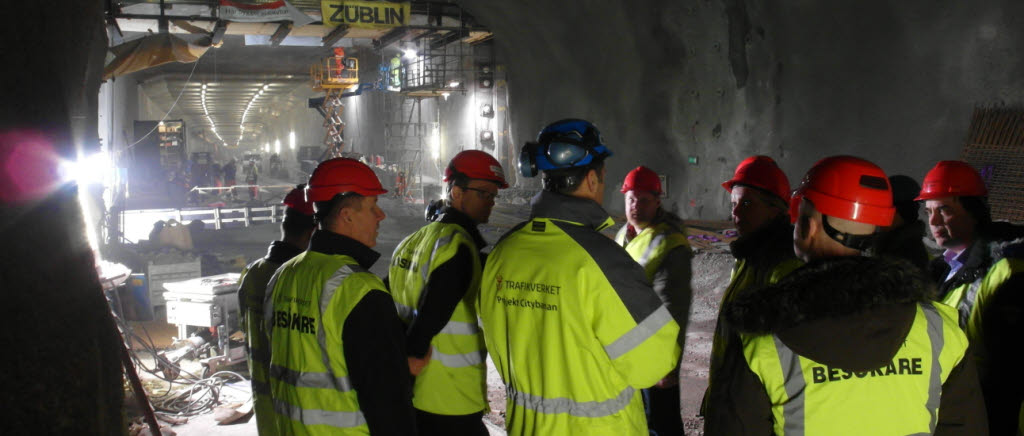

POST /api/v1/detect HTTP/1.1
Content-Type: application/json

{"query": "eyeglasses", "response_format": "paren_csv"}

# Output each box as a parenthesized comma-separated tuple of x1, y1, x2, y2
(461, 186, 499, 200)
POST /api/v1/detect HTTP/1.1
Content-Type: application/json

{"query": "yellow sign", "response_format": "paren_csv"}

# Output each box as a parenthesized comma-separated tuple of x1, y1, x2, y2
(321, 1, 410, 29)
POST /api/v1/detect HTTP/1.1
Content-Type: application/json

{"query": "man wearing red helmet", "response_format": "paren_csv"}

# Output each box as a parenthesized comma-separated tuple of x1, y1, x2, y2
(703, 156, 802, 415)
(918, 160, 1024, 435)
(614, 165, 691, 436)
(263, 158, 416, 435)
(388, 150, 507, 435)
(237, 184, 316, 436)
(705, 156, 986, 435)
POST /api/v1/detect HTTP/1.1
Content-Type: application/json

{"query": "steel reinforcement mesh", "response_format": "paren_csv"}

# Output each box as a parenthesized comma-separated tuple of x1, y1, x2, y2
(960, 107, 1024, 222)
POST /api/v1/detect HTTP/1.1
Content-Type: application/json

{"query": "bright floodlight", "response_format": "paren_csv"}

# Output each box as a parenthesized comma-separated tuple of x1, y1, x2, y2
(274, 139, 281, 154)
(430, 126, 440, 160)
(289, 131, 296, 150)
(60, 151, 110, 186)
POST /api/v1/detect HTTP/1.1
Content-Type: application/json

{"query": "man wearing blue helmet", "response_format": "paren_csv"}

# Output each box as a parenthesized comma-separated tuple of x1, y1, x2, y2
(477, 119, 683, 435)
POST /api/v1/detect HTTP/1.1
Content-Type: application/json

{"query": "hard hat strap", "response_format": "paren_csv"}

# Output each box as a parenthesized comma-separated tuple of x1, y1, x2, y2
(821, 214, 876, 251)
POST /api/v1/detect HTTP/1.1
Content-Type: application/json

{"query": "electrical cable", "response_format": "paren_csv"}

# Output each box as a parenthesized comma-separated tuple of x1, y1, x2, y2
(151, 371, 251, 417)
(117, 313, 254, 417)
(121, 55, 203, 153)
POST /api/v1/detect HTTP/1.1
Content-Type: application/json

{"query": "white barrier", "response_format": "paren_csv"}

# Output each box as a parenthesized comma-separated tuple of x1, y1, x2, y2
(120, 205, 286, 242)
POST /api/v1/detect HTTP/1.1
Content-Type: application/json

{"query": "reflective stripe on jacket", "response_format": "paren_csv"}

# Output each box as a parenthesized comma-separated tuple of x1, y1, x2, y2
(614, 221, 690, 281)
(479, 191, 681, 435)
(264, 251, 384, 435)
(741, 302, 968, 435)
(389, 221, 487, 415)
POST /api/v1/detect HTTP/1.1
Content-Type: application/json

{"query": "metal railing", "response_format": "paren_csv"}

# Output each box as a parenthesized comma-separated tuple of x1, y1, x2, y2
(312, 57, 359, 90)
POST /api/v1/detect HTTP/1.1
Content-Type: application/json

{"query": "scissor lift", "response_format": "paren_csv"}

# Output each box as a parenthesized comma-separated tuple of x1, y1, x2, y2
(311, 56, 360, 157)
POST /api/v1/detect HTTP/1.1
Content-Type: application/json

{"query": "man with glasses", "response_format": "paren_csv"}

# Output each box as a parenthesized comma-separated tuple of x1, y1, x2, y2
(389, 150, 508, 435)
(478, 119, 681, 435)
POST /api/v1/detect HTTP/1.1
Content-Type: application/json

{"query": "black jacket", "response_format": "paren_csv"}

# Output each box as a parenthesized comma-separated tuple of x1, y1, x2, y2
(705, 256, 988, 436)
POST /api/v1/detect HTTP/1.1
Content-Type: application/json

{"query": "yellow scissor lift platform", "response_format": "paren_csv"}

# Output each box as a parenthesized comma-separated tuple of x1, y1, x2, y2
(311, 57, 359, 157)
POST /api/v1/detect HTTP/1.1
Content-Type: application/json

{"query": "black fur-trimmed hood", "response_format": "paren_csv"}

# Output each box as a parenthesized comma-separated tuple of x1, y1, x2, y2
(724, 256, 936, 370)
(726, 256, 934, 333)
(990, 236, 1024, 264)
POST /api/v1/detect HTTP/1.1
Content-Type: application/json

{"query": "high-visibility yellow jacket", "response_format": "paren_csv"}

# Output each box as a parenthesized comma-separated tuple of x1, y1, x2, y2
(238, 241, 304, 436)
(705, 218, 802, 413)
(705, 256, 987, 436)
(934, 237, 1024, 435)
(742, 301, 967, 435)
(264, 235, 396, 435)
(614, 210, 693, 342)
(613, 214, 691, 281)
(389, 218, 487, 415)
(479, 191, 681, 435)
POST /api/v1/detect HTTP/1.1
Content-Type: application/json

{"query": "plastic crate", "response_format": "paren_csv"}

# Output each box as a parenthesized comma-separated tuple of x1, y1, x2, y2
(147, 260, 202, 310)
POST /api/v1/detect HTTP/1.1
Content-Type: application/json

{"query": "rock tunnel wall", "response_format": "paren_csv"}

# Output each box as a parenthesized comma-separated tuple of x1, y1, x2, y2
(459, 0, 1024, 219)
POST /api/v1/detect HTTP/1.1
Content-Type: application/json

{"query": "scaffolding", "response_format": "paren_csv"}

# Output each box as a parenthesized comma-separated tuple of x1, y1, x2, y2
(960, 106, 1024, 222)
(383, 95, 428, 201)
(381, 30, 484, 202)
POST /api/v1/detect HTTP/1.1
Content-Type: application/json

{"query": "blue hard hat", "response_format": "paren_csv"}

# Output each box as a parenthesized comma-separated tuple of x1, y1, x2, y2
(518, 119, 613, 178)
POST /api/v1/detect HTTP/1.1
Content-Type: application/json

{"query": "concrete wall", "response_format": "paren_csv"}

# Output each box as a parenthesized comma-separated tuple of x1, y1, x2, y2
(458, 0, 1024, 219)
(99, 75, 142, 161)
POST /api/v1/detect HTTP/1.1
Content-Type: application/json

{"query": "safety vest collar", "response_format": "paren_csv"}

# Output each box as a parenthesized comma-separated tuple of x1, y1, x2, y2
(436, 206, 487, 249)
(529, 191, 614, 231)
(265, 240, 305, 264)
(308, 230, 380, 269)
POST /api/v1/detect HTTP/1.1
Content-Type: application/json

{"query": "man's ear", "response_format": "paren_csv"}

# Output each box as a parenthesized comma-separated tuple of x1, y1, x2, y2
(800, 213, 820, 242)
(450, 185, 463, 203)
(337, 206, 354, 223)
(586, 168, 600, 191)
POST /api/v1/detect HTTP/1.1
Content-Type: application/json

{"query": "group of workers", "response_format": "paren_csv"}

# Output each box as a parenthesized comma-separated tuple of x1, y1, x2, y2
(236, 117, 1022, 435)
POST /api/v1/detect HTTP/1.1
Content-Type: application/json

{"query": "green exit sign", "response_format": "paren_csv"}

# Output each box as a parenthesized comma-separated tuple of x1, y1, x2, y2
(687, 156, 699, 165)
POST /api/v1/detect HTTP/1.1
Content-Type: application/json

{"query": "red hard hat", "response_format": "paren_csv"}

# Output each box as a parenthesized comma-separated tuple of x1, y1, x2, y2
(282, 184, 314, 216)
(790, 156, 894, 226)
(305, 158, 387, 202)
(722, 155, 791, 202)
(444, 150, 509, 188)
(914, 160, 987, 201)
(620, 166, 662, 194)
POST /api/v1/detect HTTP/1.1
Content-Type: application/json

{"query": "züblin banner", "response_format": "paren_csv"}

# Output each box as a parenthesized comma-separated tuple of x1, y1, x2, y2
(321, 1, 411, 29)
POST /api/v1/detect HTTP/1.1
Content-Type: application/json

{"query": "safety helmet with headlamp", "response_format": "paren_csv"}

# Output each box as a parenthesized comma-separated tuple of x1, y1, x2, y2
(518, 119, 613, 178)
